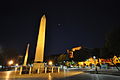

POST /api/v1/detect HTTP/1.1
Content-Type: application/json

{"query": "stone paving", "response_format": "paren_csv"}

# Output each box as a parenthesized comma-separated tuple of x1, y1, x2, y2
(0, 70, 120, 80)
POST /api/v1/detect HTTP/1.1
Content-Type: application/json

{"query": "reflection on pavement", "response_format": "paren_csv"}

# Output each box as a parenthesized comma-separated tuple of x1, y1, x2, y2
(5, 71, 12, 80)
(0, 70, 84, 80)
(48, 73, 52, 80)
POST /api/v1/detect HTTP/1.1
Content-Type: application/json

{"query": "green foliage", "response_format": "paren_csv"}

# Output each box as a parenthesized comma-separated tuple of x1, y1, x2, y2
(57, 54, 67, 62)
(0, 54, 5, 65)
(0, 47, 20, 65)
(73, 48, 92, 61)
(44, 53, 68, 65)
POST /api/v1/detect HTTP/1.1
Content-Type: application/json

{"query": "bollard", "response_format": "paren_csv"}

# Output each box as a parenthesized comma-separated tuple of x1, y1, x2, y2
(37, 68, 40, 74)
(15, 67, 17, 72)
(64, 68, 65, 72)
(45, 67, 47, 73)
(51, 67, 53, 73)
(19, 66, 23, 75)
(58, 67, 60, 73)
(29, 67, 32, 74)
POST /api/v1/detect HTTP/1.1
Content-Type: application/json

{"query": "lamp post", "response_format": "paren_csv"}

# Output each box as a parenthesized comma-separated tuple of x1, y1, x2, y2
(93, 56, 98, 74)
(48, 61, 53, 73)
(15, 64, 18, 72)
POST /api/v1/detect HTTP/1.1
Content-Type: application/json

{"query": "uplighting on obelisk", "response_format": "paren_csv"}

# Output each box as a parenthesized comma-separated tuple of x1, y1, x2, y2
(33, 15, 46, 71)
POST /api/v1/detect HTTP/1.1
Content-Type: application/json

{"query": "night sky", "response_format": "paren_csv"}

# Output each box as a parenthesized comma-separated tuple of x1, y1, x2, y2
(0, 0, 120, 57)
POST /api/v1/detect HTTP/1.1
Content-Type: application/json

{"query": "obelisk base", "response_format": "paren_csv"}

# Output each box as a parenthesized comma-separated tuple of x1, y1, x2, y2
(32, 63, 44, 73)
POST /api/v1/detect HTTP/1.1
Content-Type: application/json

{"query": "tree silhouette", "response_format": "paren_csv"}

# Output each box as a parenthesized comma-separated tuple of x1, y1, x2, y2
(104, 27, 120, 57)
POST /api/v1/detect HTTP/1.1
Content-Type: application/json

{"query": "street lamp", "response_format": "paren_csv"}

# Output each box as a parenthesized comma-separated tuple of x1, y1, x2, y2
(93, 56, 96, 59)
(48, 61, 53, 66)
(93, 56, 98, 74)
(15, 64, 18, 66)
(8, 60, 14, 65)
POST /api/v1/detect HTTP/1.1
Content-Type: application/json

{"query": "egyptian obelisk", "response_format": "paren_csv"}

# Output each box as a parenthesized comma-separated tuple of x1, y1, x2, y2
(23, 44, 30, 66)
(33, 15, 46, 71)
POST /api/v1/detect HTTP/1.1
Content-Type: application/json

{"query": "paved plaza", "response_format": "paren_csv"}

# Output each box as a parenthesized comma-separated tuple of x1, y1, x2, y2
(0, 69, 120, 80)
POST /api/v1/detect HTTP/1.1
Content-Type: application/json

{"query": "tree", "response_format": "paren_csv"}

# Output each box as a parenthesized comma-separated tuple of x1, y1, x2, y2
(73, 48, 92, 61)
(0, 47, 19, 65)
(0, 46, 5, 65)
(104, 27, 120, 57)
(57, 54, 67, 63)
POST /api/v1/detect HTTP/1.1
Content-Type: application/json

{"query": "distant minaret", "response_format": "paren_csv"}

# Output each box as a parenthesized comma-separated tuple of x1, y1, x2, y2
(23, 44, 30, 66)
(34, 15, 46, 62)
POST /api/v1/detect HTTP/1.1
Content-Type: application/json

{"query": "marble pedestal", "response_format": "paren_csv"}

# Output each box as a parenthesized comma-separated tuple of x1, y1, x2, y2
(32, 63, 44, 72)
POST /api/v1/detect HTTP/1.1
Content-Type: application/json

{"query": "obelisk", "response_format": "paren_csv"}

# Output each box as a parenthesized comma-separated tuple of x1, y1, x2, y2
(23, 43, 30, 66)
(33, 15, 46, 71)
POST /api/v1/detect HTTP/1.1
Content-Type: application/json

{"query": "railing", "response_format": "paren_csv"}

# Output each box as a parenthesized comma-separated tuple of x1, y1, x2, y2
(15, 66, 60, 75)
